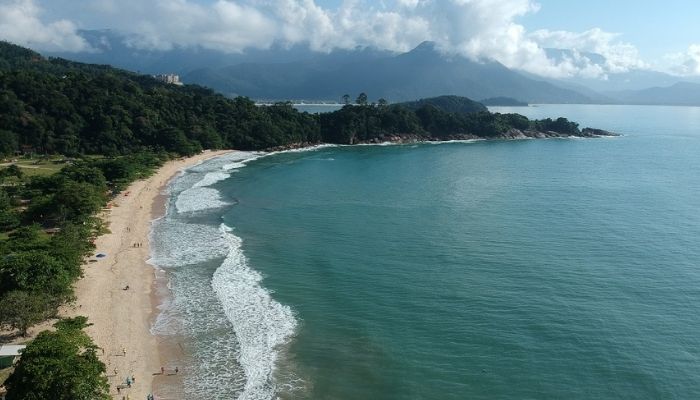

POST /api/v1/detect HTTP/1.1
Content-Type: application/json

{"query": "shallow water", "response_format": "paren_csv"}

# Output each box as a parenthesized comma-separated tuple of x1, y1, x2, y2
(154, 105, 700, 399)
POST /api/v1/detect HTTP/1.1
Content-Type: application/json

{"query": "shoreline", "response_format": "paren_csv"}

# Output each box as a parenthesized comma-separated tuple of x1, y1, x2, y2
(50, 133, 617, 398)
(263, 128, 619, 151)
(62, 150, 232, 399)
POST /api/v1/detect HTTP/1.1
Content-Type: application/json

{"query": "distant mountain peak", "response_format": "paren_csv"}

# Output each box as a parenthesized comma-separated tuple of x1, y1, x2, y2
(413, 41, 437, 50)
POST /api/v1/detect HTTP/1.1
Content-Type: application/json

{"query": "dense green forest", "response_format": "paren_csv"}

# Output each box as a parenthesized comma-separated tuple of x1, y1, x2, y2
(480, 97, 529, 106)
(0, 41, 320, 155)
(0, 152, 166, 332)
(396, 95, 488, 114)
(4, 317, 110, 399)
(0, 41, 595, 158)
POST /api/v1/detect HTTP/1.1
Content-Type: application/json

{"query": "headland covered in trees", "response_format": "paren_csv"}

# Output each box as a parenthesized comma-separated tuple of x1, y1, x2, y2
(0, 41, 615, 158)
(0, 40, 616, 398)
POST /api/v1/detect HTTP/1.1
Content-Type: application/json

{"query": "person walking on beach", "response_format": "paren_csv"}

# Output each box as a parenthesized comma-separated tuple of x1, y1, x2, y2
(160, 366, 164, 375)
(175, 367, 179, 374)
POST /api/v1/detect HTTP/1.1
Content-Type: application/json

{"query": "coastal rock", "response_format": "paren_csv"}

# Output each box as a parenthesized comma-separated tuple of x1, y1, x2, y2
(262, 127, 617, 151)
(581, 127, 619, 137)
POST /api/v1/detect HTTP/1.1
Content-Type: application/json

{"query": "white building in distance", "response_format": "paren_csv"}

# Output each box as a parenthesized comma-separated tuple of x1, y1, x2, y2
(153, 74, 184, 86)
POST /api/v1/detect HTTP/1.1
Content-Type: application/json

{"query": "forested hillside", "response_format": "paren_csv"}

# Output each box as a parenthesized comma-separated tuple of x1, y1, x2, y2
(0, 41, 319, 155)
(396, 95, 488, 114)
(0, 41, 601, 157)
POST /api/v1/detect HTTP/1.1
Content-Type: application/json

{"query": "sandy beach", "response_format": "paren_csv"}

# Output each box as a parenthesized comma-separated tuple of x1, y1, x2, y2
(62, 150, 231, 399)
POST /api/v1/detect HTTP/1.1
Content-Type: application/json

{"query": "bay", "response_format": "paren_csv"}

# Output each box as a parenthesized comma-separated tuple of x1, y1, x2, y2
(158, 104, 700, 399)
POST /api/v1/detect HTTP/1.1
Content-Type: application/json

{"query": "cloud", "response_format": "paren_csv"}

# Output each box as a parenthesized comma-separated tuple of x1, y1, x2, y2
(0, 0, 648, 79)
(80, 0, 277, 52)
(0, 0, 91, 52)
(257, 0, 579, 78)
(665, 44, 700, 76)
(529, 28, 647, 75)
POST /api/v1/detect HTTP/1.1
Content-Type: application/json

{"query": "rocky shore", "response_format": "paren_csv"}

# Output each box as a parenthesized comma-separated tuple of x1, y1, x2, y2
(264, 127, 618, 151)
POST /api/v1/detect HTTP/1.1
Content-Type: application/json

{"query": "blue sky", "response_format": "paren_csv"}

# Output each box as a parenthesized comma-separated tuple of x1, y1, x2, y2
(521, 0, 699, 60)
(302, 0, 700, 60)
(1, 0, 698, 77)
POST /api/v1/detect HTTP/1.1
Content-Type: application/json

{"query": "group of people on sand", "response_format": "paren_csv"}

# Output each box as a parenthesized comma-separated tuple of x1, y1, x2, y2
(133, 242, 143, 247)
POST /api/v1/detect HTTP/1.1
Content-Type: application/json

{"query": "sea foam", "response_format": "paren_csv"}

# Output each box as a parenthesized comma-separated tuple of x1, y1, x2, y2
(149, 220, 230, 267)
(175, 151, 262, 214)
(152, 149, 309, 399)
(212, 224, 298, 400)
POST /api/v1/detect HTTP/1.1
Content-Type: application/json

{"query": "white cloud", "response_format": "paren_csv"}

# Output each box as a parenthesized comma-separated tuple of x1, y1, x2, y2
(665, 44, 700, 76)
(0, 0, 650, 79)
(0, 0, 91, 52)
(529, 28, 647, 75)
(89, 0, 277, 52)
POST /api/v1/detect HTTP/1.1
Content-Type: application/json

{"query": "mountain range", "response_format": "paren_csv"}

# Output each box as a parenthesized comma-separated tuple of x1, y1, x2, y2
(47, 30, 700, 106)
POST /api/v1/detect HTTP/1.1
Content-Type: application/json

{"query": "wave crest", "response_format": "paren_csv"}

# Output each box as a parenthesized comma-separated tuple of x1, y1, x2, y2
(212, 224, 298, 400)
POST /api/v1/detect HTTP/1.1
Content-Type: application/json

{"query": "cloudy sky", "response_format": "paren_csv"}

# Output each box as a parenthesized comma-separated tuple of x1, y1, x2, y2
(1, 0, 698, 78)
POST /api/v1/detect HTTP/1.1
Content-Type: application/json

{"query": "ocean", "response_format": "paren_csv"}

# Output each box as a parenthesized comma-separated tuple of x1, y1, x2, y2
(150, 104, 700, 399)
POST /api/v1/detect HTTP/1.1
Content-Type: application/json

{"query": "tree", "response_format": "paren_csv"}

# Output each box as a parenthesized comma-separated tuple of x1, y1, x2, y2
(158, 126, 200, 156)
(0, 208, 20, 231)
(7, 224, 44, 250)
(342, 94, 350, 105)
(53, 181, 106, 222)
(0, 129, 18, 156)
(0, 188, 11, 211)
(59, 165, 107, 191)
(0, 249, 76, 300)
(377, 98, 388, 107)
(356, 92, 368, 106)
(0, 290, 48, 336)
(4, 317, 110, 400)
(0, 164, 23, 180)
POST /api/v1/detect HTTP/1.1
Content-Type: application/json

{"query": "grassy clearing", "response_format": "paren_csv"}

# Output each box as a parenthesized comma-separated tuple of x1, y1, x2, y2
(1, 157, 65, 177)
(1, 155, 109, 178)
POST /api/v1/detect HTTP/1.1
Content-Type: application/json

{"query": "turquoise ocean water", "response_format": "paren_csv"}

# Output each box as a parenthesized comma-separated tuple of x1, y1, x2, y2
(151, 105, 700, 399)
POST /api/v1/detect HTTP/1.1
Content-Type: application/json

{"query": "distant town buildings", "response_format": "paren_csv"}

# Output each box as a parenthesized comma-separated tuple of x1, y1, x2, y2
(153, 74, 183, 86)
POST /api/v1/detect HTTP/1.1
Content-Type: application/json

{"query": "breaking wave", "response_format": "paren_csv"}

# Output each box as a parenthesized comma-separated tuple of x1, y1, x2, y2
(212, 224, 298, 400)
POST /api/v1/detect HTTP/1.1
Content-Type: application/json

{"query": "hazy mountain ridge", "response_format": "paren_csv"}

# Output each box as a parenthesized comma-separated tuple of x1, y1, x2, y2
(48, 29, 395, 75)
(185, 42, 593, 103)
(47, 32, 700, 106)
(604, 81, 700, 106)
